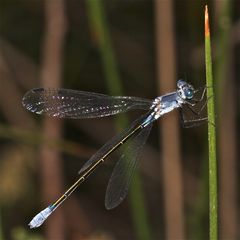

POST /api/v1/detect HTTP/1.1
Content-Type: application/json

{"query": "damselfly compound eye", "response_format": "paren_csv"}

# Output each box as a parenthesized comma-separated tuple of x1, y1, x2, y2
(184, 88, 194, 99)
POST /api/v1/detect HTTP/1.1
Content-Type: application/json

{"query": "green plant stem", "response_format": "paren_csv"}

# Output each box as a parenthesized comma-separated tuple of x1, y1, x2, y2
(86, 1, 152, 240)
(0, 124, 93, 158)
(205, 6, 218, 240)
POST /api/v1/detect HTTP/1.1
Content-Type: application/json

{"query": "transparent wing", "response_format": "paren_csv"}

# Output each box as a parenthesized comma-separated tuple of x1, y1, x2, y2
(180, 86, 208, 128)
(78, 113, 150, 174)
(105, 123, 152, 210)
(22, 88, 152, 119)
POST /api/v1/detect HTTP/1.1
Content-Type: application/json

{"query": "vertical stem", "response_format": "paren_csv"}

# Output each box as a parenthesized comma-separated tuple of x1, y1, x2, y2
(154, 1, 185, 239)
(40, 1, 67, 239)
(205, 6, 218, 240)
(86, 1, 152, 240)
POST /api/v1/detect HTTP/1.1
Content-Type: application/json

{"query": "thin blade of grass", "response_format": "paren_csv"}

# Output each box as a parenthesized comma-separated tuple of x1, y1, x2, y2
(86, 1, 152, 239)
(205, 5, 218, 240)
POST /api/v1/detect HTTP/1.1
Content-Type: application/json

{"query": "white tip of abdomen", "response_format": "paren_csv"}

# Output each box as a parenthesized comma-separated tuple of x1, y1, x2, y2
(29, 205, 53, 229)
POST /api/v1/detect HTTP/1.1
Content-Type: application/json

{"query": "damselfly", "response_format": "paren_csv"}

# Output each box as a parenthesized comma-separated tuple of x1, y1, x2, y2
(22, 79, 208, 228)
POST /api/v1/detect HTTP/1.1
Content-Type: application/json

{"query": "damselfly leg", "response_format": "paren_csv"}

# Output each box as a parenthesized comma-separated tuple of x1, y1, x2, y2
(180, 86, 210, 128)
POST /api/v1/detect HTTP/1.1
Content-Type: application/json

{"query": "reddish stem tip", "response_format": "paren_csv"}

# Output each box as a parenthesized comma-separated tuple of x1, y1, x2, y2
(205, 5, 210, 37)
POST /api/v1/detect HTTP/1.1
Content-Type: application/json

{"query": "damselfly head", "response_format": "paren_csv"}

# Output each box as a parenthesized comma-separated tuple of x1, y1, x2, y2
(177, 79, 195, 100)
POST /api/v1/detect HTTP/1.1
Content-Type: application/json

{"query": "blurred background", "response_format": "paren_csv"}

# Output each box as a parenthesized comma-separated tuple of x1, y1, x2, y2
(0, 0, 239, 239)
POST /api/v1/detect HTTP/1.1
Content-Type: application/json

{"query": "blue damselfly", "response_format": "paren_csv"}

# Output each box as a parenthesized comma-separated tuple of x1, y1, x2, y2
(22, 79, 207, 228)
